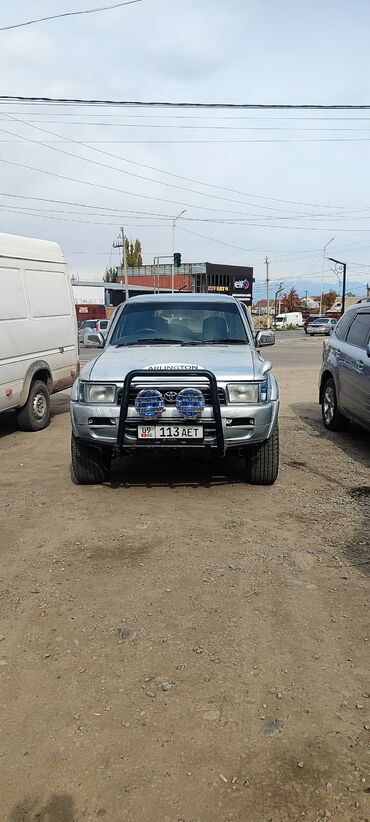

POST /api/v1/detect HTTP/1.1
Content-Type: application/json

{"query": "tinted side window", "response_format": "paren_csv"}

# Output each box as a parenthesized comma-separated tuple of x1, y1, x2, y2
(346, 313, 370, 349)
(334, 312, 355, 341)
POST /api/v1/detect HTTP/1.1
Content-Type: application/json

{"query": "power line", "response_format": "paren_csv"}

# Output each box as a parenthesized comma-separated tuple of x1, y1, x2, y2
(0, 0, 147, 32)
(4, 112, 370, 120)
(6, 121, 370, 131)
(0, 206, 166, 228)
(0, 190, 174, 218)
(2, 118, 370, 230)
(3, 134, 370, 143)
(2, 97, 370, 109)
(0, 132, 261, 218)
(2, 111, 365, 214)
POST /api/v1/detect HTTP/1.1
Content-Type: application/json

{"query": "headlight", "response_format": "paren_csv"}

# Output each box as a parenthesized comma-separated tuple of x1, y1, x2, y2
(84, 384, 117, 404)
(227, 381, 268, 404)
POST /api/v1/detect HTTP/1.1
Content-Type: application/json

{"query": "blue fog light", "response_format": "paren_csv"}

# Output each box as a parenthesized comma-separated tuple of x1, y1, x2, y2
(135, 389, 164, 418)
(176, 388, 205, 419)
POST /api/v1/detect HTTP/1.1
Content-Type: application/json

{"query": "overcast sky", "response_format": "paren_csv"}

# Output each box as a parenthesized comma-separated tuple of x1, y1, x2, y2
(1, 0, 370, 299)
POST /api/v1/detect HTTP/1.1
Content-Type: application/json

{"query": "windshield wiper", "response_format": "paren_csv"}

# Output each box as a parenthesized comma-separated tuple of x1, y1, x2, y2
(115, 337, 184, 347)
(180, 338, 246, 347)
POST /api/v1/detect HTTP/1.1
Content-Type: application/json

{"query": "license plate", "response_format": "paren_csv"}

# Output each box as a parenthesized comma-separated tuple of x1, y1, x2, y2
(138, 425, 203, 440)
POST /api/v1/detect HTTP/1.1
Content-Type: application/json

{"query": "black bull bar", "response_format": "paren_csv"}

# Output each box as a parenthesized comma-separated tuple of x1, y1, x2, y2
(116, 369, 224, 454)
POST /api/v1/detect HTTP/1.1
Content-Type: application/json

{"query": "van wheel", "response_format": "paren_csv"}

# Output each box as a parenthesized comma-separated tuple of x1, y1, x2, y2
(17, 380, 51, 432)
(321, 378, 348, 431)
(245, 426, 279, 485)
(71, 433, 111, 485)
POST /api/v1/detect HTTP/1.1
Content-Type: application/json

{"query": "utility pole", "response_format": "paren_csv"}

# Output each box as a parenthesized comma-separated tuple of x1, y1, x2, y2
(265, 256, 270, 329)
(113, 227, 129, 302)
(122, 227, 129, 302)
(172, 209, 186, 293)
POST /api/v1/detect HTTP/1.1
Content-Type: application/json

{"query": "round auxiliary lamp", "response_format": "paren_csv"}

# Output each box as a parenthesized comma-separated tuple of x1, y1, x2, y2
(134, 389, 165, 419)
(175, 388, 205, 419)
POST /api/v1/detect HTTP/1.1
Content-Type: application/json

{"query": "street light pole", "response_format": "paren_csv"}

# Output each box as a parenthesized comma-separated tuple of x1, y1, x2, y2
(327, 257, 347, 316)
(265, 256, 270, 329)
(172, 209, 186, 293)
(274, 282, 284, 324)
(320, 236, 335, 315)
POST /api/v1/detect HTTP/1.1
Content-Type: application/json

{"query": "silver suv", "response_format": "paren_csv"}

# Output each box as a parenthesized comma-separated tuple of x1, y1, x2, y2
(70, 294, 280, 485)
(319, 303, 370, 432)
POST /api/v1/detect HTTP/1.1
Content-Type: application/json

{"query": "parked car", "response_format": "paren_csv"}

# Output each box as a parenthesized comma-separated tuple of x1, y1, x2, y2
(95, 319, 109, 340)
(319, 304, 370, 432)
(0, 232, 78, 431)
(308, 318, 337, 336)
(304, 314, 325, 333)
(79, 319, 109, 345)
(78, 320, 97, 344)
(70, 294, 280, 485)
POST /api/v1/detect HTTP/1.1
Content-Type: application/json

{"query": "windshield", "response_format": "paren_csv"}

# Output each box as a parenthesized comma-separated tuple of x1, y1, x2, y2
(110, 301, 249, 346)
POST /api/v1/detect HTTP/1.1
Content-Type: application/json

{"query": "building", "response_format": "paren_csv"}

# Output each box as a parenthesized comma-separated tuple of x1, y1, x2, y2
(117, 261, 254, 306)
(329, 295, 360, 314)
(72, 280, 176, 322)
(304, 297, 321, 310)
(254, 299, 275, 315)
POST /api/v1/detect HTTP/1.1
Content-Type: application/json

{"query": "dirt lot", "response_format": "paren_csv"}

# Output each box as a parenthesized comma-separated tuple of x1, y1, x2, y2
(0, 350, 369, 822)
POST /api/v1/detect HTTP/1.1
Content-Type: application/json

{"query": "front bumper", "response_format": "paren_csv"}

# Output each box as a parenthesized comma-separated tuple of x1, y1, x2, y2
(70, 370, 279, 454)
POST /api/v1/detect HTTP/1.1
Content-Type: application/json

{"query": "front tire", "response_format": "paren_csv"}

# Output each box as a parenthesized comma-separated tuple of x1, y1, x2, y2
(245, 425, 279, 486)
(16, 380, 51, 431)
(71, 433, 111, 484)
(321, 377, 348, 431)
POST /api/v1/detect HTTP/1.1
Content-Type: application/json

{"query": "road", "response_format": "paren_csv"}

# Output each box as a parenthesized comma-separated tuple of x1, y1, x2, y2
(0, 335, 369, 822)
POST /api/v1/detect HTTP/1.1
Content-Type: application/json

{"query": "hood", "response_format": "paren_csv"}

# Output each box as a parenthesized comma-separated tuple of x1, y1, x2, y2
(80, 344, 271, 383)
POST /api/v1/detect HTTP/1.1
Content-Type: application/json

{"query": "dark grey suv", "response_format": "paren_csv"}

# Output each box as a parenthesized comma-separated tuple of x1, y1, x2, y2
(319, 303, 370, 432)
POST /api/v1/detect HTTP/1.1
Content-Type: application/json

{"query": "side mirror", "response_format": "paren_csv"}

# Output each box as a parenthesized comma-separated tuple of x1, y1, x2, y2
(85, 332, 104, 348)
(255, 330, 275, 348)
(367, 341, 370, 359)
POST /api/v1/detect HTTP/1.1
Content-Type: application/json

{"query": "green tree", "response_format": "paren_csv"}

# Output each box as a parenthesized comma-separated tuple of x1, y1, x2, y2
(281, 287, 304, 312)
(104, 266, 118, 283)
(321, 290, 338, 311)
(125, 237, 143, 267)
(134, 238, 143, 266)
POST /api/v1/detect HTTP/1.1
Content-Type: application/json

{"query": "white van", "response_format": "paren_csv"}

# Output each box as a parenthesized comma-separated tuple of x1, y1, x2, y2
(0, 233, 78, 431)
(275, 312, 303, 329)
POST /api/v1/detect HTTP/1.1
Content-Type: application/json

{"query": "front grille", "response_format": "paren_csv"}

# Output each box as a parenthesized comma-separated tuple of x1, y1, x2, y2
(117, 385, 225, 406)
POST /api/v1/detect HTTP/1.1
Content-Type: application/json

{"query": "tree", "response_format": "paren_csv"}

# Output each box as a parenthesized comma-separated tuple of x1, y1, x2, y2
(134, 239, 143, 266)
(125, 237, 143, 267)
(281, 287, 304, 312)
(321, 290, 338, 311)
(104, 266, 118, 283)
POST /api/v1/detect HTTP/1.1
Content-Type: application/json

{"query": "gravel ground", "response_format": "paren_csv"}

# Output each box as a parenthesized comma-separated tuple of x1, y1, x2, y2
(0, 362, 369, 822)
